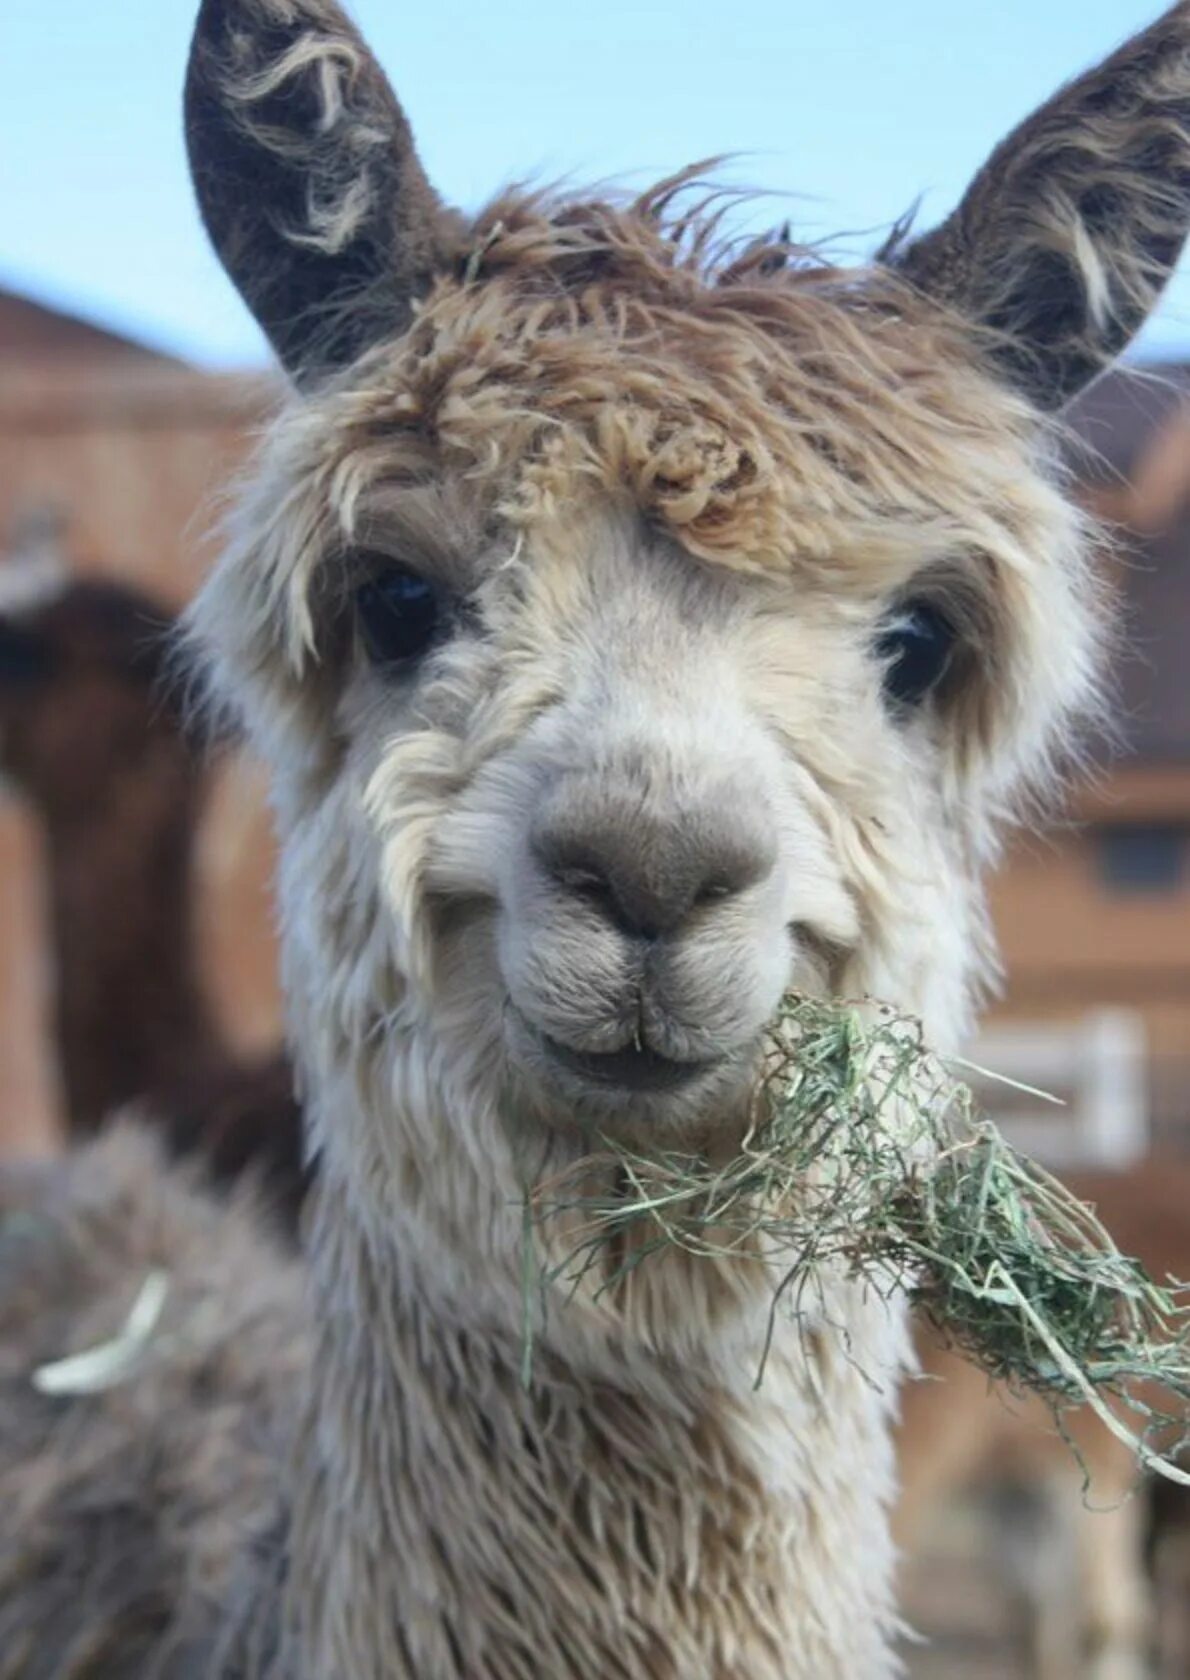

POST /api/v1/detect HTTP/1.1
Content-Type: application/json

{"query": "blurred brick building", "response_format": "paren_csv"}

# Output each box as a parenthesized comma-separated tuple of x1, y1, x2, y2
(0, 287, 270, 603)
(983, 367, 1190, 1162)
(0, 283, 1188, 1159)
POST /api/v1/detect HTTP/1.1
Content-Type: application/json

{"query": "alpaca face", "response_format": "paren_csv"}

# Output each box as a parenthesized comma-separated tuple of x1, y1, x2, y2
(184, 0, 1190, 1228)
(195, 283, 1086, 1159)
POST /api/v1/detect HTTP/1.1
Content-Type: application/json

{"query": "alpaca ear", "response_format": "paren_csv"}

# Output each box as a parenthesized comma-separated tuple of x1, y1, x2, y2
(184, 0, 461, 384)
(890, 3, 1190, 410)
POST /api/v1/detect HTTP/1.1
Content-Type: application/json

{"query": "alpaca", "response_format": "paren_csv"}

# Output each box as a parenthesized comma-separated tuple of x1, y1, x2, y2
(3, 4, 1190, 1675)
(0, 573, 218, 1127)
(898, 1157, 1190, 1680)
(0, 568, 306, 1221)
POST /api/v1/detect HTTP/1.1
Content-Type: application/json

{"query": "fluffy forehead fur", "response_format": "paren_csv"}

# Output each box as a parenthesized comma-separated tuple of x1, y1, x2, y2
(387, 191, 1058, 569)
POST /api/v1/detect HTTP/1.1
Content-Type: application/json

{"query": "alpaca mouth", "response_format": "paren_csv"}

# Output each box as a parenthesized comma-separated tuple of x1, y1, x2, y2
(537, 1032, 718, 1094)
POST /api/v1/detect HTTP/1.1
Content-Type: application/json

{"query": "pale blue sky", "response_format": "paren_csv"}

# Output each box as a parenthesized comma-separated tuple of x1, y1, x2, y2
(5, 0, 1189, 368)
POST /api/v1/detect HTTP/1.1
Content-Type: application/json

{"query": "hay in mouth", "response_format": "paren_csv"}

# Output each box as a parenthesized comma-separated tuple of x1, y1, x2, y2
(524, 994, 1190, 1486)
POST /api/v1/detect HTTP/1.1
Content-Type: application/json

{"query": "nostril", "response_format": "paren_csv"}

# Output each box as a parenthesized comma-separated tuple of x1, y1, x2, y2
(695, 876, 736, 907)
(555, 863, 602, 891)
(552, 857, 658, 938)
(534, 831, 659, 938)
(693, 838, 775, 910)
(556, 863, 613, 903)
(533, 833, 614, 903)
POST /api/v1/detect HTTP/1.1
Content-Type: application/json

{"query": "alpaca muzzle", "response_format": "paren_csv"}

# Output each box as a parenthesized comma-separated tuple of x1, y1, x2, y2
(498, 750, 790, 1117)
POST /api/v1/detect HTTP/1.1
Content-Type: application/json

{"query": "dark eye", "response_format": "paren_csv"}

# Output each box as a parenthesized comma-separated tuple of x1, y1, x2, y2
(355, 564, 443, 669)
(875, 599, 956, 709)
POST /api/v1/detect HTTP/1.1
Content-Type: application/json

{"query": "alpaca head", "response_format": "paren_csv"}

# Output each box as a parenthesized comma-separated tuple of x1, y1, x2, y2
(184, 2, 1190, 1269)
(0, 573, 179, 814)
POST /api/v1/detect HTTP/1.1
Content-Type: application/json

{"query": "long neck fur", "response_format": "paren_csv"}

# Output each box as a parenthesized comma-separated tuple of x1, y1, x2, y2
(266, 1160, 906, 1680)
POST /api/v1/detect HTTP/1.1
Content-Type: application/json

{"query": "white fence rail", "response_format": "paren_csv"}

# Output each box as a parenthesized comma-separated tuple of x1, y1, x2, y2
(966, 1010, 1149, 1171)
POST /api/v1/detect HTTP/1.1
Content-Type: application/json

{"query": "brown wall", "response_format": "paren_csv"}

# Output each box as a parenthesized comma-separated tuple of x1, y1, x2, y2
(0, 360, 274, 603)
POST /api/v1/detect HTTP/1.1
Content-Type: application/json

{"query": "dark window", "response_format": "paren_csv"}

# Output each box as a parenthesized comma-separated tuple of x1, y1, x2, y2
(1096, 824, 1187, 894)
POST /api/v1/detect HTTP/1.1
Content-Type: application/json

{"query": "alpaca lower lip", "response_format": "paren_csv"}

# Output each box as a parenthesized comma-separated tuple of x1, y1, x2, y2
(539, 1033, 716, 1093)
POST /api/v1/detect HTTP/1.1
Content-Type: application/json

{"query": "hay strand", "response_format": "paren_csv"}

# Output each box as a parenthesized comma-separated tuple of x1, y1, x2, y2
(33, 1269, 170, 1397)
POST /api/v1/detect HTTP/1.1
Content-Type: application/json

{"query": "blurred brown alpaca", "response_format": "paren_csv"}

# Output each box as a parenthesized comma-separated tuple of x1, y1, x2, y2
(897, 1155, 1190, 1680)
(0, 562, 306, 1224)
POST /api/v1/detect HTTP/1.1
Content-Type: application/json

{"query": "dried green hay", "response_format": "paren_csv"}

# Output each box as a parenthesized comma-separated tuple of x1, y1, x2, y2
(523, 994, 1190, 1485)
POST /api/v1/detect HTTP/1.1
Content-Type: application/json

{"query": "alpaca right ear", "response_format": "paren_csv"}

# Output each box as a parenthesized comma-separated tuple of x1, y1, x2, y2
(890, 3, 1190, 410)
(185, 0, 461, 385)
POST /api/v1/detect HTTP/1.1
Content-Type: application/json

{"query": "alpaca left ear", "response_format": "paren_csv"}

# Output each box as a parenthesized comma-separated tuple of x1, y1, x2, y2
(185, 0, 461, 385)
(890, 3, 1190, 410)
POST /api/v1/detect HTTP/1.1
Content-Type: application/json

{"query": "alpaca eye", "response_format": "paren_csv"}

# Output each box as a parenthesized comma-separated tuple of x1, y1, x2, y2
(876, 600, 956, 710)
(355, 564, 443, 668)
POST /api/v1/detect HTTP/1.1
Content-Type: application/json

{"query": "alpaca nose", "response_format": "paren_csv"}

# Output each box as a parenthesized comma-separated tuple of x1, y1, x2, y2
(532, 781, 776, 940)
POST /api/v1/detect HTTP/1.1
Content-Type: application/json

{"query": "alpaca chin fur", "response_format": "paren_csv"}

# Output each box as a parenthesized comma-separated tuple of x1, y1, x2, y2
(6, 0, 1189, 1673)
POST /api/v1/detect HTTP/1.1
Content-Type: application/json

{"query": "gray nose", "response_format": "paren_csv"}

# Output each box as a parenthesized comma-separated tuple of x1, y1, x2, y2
(532, 774, 776, 940)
